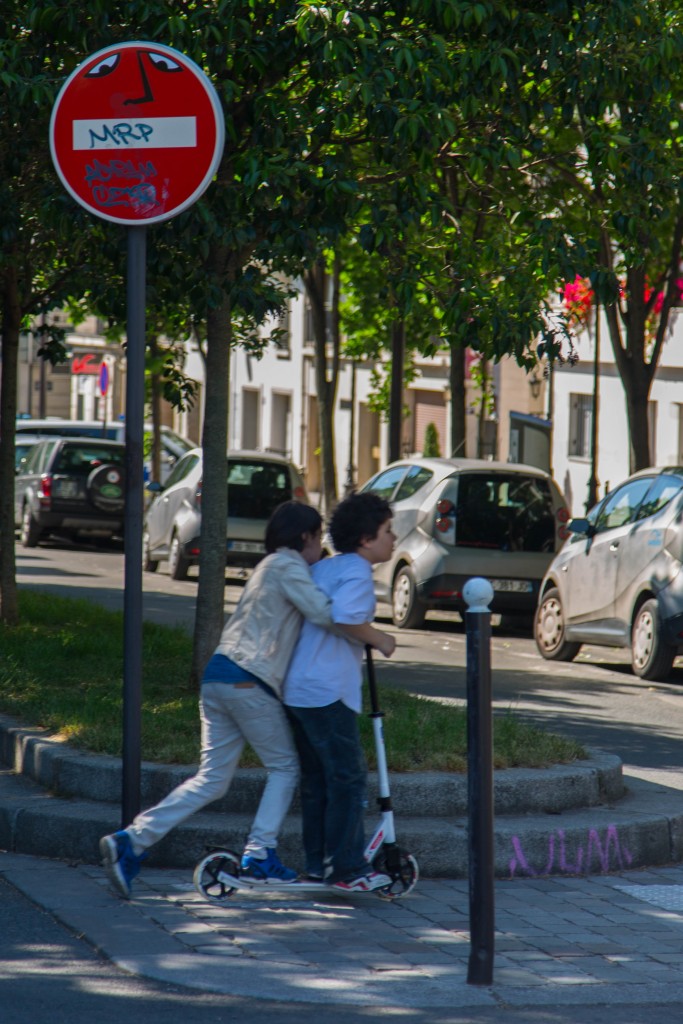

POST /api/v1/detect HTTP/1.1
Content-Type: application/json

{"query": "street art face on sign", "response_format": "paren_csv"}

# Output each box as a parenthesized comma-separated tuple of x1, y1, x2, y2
(50, 42, 225, 225)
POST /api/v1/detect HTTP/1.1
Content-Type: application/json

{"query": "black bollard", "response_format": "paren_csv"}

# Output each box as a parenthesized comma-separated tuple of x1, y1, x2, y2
(463, 577, 495, 986)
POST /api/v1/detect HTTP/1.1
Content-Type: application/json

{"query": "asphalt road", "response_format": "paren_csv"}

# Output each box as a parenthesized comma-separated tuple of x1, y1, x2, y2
(13, 539, 683, 786)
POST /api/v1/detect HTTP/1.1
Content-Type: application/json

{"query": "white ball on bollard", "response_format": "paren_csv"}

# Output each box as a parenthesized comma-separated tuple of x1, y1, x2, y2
(463, 577, 494, 613)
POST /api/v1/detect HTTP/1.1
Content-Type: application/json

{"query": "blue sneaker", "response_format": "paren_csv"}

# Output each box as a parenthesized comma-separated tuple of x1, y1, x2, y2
(100, 830, 145, 898)
(240, 848, 297, 883)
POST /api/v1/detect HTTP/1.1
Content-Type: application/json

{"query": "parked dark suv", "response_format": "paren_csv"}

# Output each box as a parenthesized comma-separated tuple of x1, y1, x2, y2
(14, 438, 125, 547)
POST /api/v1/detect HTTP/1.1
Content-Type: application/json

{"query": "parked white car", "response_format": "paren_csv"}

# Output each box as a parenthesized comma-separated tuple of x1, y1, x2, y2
(535, 467, 683, 680)
(143, 449, 308, 579)
(355, 457, 569, 629)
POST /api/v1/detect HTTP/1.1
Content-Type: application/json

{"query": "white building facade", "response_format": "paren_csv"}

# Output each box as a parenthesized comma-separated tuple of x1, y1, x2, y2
(551, 312, 683, 517)
(20, 282, 682, 519)
(183, 279, 547, 500)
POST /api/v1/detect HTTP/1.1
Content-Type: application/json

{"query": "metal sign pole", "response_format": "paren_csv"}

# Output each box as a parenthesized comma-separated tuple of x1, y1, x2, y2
(49, 39, 224, 830)
(121, 224, 146, 827)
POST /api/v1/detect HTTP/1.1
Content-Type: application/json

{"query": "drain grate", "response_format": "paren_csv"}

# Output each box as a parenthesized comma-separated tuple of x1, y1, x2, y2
(615, 884, 683, 913)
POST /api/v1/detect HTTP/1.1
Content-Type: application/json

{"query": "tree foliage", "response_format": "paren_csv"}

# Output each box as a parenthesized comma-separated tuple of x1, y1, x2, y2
(3, 0, 682, 650)
(467, 0, 683, 470)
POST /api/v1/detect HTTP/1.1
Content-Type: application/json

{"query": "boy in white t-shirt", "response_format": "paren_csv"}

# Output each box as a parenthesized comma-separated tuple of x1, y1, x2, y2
(284, 492, 396, 892)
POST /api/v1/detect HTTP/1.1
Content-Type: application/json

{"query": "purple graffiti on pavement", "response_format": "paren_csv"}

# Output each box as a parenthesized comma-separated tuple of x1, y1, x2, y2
(509, 825, 633, 878)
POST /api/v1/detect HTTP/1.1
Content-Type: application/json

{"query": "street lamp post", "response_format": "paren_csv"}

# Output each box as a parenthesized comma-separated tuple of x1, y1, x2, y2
(38, 312, 48, 418)
(586, 302, 600, 511)
(344, 359, 357, 496)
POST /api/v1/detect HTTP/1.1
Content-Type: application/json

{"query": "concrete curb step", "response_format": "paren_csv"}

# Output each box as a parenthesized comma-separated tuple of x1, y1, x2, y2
(2, 767, 683, 879)
(0, 712, 623, 815)
(3, 713, 683, 878)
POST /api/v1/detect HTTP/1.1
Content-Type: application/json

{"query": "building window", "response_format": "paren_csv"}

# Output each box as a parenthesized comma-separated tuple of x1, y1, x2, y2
(303, 292, 333, 346)
(303, 296, 315, 345)
(241, 388, 261, 450)
(269, 392, 292, 456)
(274, 306, 291, 358)
(568, 393, 593, 459)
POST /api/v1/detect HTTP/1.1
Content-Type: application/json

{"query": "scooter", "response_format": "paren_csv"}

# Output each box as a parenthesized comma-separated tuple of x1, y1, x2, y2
(193, 646, 419, 902)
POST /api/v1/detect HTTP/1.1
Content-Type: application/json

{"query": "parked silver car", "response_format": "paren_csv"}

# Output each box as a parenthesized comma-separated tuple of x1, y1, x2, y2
(143, 448, 308, 579)
(535, 467, 683, 681)
(356, 457, 569, 629)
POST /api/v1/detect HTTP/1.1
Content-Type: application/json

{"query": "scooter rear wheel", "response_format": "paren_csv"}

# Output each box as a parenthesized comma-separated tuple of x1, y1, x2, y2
(193, 849, 241, 902)
(372, 847, 419, 898)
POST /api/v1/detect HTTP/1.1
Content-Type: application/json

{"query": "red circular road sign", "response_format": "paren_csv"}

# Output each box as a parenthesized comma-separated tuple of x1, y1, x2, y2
(50, 41, 225, 225)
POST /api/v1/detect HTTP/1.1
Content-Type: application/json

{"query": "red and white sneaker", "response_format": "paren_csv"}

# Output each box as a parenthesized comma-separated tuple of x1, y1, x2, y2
(332, 871, 391, 892)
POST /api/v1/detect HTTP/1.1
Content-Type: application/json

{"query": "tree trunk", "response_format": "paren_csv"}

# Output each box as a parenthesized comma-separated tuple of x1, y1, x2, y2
(622, 369, 652, 472)
(477, 359, 489, 459)
(304, 259, 339, 512)
(603, 273, 653, 473)
(449, 343, 466, 458)
(190, 279, 232, 687)
(0, 267, 21, 624)
(149, 335, 163, 484)
(388, 320, 405, 462)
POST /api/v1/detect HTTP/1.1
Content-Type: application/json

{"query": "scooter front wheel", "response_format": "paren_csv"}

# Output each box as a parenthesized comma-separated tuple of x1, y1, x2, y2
(193, 849, 241, 902)
(372, 847, 419, 898)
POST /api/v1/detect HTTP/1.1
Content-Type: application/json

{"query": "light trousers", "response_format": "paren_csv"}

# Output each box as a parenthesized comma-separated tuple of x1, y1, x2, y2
(128, 682, 299, 856)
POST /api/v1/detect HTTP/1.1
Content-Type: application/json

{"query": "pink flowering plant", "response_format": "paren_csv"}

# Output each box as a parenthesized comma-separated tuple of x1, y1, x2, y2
(563, 275, 683, 344)
(562, 276, 593, 328)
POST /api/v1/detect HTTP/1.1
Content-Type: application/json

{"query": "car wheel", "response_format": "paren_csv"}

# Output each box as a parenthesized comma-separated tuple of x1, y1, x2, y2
(20, 504, 42, 548)
(631, 599, 676, 681)
(168, 532, 190, 581)
(535, 587, 581, 661)
(143, 529, 159, 573)
(392, 566, 426, 629)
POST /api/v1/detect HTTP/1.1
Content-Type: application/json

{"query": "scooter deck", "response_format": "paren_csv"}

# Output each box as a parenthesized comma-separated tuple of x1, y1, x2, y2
(218, 871, 328, 893)
(194, 850, 418, 903)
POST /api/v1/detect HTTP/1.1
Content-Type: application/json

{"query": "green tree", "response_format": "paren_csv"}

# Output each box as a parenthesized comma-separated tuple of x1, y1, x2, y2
(0, 3, 107, 624)
(438, 0, 683, 471)
(422, 421, 441, 457)
(0, 0, 459, 667)
(151, 0, 458, 678)
(531, 0, 683, 471)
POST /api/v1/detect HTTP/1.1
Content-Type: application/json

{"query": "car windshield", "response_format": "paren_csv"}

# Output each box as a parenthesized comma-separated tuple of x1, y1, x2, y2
(161, 427, 194, 452)
(15, 441, 39, 468)
(455, 473, 555, 552)
(227, 460, 292, 519)
(53, 444, 125, 474)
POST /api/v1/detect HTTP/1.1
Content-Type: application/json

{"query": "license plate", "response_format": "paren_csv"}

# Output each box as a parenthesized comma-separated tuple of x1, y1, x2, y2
(227, 541, 265, 553)
(54, 479, 80, 498)
(490, 578, 532, 593)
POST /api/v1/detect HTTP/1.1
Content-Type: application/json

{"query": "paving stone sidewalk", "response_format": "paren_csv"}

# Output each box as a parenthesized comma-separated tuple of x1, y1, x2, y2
(5, 850, 683, 1009)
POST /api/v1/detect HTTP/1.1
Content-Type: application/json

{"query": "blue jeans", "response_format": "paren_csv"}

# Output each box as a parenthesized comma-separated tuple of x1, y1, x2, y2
(286, 701, 368, 883)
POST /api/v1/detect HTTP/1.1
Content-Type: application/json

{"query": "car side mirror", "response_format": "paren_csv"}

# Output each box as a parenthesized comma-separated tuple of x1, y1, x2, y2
(568, 517, 595, 538)
(146, 480, 163, 493)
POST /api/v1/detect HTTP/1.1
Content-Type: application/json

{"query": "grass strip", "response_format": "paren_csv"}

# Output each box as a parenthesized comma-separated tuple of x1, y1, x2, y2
(0, 590, 586, 772)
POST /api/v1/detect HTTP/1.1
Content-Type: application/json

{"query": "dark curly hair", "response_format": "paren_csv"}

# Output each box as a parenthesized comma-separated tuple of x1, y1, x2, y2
(329, 491, 392, 554)
(265, 501, 323, 554)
